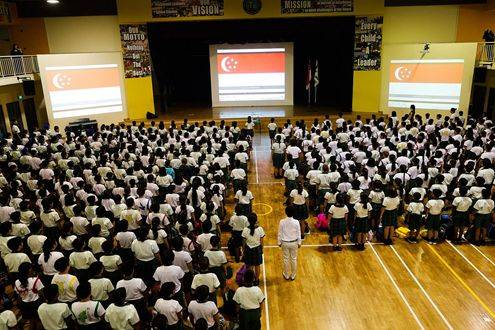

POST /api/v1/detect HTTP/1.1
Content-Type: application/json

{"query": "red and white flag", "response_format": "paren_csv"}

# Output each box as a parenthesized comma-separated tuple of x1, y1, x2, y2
(388, 59, 464, 110)
(217, 48, 285, 102)
(46, 64, 123, 119)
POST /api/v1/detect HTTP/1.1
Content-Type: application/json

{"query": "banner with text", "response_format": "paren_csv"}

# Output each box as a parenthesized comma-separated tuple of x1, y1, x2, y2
(152, 0, 224, 17)
(354, 16, 383, 71)
(120, 24, 151, 78)
(281, 0, 353, 14)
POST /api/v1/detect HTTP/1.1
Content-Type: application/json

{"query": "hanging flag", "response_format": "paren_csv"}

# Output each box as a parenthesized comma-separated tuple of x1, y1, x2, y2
(305, 60, 312, 104)
(314, 59, 319, 103)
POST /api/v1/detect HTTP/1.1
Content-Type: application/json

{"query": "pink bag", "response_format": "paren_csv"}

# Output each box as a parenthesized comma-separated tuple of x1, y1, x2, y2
(315, 213, 328, 230)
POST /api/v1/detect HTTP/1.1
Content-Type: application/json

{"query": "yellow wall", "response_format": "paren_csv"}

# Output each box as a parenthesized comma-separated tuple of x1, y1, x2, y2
(125, 77, 154, 120)
(9, 18, 50, 55)
(352, 5, 460, 112)
(457, 0, 495, 42)
(44, 16, 121, 53)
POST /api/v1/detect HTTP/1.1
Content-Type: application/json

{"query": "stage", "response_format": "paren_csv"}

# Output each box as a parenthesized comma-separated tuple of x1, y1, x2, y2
(124, 105, 381, 129)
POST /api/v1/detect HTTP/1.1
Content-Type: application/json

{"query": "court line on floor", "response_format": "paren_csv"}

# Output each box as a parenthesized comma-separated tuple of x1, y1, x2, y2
(253, 149, 259, 184)
(262, 254, 271, 330)
(469, 244, 495, 268)
(446, 241, 495, 290)
(369, 243, 425, 330)
(390, 245, 454, 330)
(427, 244, 495, 319)
(263, 242, 385, 248)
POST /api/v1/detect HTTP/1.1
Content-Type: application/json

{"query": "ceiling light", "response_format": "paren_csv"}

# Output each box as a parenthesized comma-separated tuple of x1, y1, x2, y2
(46, 0, 60, 4)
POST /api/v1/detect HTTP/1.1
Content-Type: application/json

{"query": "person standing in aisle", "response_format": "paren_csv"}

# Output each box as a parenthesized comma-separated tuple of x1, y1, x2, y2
(277, 206, 301, 280)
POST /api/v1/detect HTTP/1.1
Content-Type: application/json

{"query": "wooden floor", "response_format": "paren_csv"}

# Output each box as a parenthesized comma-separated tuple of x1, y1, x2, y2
(221, 133, 495, 330)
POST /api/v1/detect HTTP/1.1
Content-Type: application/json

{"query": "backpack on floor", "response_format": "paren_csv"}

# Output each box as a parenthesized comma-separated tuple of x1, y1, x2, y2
(315, 213, 328, 231)
(235, 264, 248, 286)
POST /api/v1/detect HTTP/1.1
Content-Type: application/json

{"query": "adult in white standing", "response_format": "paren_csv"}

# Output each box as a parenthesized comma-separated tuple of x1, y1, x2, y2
(277, 206, 301, 280)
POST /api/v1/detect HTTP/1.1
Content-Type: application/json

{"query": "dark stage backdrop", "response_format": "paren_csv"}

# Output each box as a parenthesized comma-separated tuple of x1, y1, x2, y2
(148, 17, 355, 112)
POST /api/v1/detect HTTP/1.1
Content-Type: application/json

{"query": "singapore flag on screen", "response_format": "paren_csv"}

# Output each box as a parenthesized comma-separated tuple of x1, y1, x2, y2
(388, 59, 464, 110)
(217, 48, 285, 102)
(46, 64, 123, 119)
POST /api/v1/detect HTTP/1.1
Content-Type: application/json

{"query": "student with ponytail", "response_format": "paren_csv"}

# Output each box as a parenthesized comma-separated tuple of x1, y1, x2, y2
(14, 262, 44, 325)
(241, 213, 265, 284)
(290, 182, 309, 239)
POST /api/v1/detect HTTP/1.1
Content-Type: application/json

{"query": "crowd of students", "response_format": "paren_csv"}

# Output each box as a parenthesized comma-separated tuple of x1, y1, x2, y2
(270, 108, 495, 251)
(0, 107, 494, 329)
(0, 117, 266, 329)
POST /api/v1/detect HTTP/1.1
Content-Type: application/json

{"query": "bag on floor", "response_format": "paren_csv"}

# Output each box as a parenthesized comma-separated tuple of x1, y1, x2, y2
(236, 264, 248, 286)
(395, 226, 410, 239)
(315, 213, 328, 231)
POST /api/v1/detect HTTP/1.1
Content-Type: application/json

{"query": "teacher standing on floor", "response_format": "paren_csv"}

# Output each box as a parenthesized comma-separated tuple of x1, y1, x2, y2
(277, 206, 301, 280)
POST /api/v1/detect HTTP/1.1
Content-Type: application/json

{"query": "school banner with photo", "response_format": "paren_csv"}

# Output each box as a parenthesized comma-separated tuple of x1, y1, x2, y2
(353, 16, 383, 71)
(281, 0, 353, 14)
(152, 0, 224, 18)
(120, 24, 152, 78)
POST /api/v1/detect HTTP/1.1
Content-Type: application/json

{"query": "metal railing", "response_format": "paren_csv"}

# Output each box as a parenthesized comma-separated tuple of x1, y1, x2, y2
(478, 42, 495, 66)
(0, 55, 39, 77)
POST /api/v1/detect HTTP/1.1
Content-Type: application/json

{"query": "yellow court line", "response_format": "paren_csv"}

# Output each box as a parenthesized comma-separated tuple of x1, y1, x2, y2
(427, 244, 495, 319)
(252, 202, 273, 216)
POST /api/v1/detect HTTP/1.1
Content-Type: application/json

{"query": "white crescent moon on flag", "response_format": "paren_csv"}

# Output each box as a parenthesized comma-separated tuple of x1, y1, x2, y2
(394, 66, 405, 81)
(52, 73, 64, 89)
(221, 57, 231, 73)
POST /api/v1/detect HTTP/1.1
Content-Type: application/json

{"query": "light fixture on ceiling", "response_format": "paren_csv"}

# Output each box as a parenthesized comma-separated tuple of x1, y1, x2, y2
(46, 0, 60, 4)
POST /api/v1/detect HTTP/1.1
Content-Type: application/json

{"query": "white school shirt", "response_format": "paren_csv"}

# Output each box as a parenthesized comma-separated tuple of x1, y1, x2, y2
(38, 302, 72, 330)
(173, 250, 193, 272)
(233, 286, 265, 310)
(197, 233, 215, 252)
(242, 227, 265, 248)
(474, 199, 495, 214)
(154, 298, 183, 325)
(229, 214, 249, 232)
(100, 255, 123, 273)
(116, 278, 147, 301)
(70, 216, 89, 235)
(71, 300, 106, 326)
(4, 252, 30, 273)
(153, 265, 185, 293)
(51, 273, 79, 302)
(235, 191, 254, 205)
(452, 196, 472, 212)
(191, 273, 220, 293)
(131, 239, 159, 262)
(426, 199, 445, 215)
(14, 277, 44, 302)
(290, 189, 308, 205)
(105, 303, 140, 330)
(69, 251, 96, 270)
(382, 197, 400, 211)
(38, 251, 64, 276)
(204, 250, 228, 268)
(329, 205, 348, 219)
(115, 231, 136, 249)
(88, 278, 114, 301)
(188, 300, 218, 328)
(407, 202, 425, 215)
(354, 202, 372, 218)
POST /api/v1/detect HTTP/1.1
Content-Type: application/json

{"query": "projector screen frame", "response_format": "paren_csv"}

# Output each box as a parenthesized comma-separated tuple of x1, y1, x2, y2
(37, 52, 128, 130)
(209, 42, 294, 107)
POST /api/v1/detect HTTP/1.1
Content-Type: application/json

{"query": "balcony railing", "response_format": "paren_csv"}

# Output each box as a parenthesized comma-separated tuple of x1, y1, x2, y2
(0, 55, 39, 77)
(478, 42, 495, 67)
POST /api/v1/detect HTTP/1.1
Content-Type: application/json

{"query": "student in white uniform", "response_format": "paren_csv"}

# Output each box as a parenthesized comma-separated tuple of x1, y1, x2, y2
(473, 188, 495, 245)
(37, 284, 75, 330)
(70, 282, 106, 329)
(233, 269, 265, 330)
(451, 186, 472, 243)
(153, 282, 184, 329)
(241, 213, 265, 284)
(105, 288, 140, 330)
(14, 262, 44, 326)
(51, 257, 79, 304)
(187, 285, 219, 329)
(425, 189, 445, 244)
